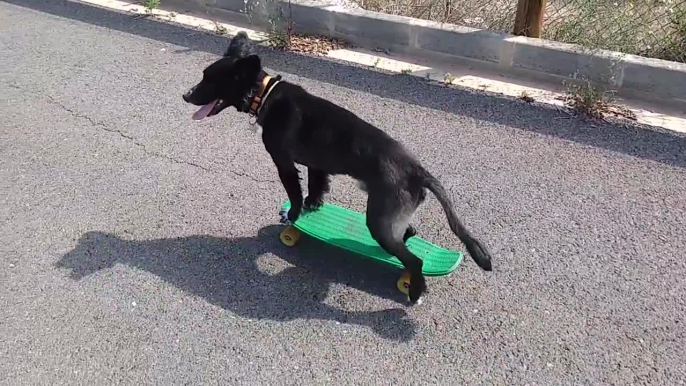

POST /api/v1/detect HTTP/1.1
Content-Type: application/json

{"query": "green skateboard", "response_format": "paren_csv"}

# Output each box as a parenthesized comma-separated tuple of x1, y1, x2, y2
(278, 200, 463, 295)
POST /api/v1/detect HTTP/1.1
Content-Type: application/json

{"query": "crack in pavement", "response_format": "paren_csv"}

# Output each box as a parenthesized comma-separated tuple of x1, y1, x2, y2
(228, 169, 277, 184)
(43, 93, 216, 173)
(221, 151, 278, 184)
(45, 95, 279, 184)
(6, 82, 278, 184)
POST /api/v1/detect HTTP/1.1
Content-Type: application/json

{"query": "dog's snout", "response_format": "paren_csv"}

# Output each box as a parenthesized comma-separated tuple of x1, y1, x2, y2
(183, 86, 196, 102)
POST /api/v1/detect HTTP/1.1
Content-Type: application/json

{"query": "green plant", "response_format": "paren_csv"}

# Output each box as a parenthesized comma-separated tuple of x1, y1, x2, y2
(245, 0, 294, 50)
(267, 29, 290, 49)
(142, 0, 160, 13)
(563, 78, 615, 119)
(444, 73, 455, 84)
(266, 15, 291, 49)
(214, 22, 228, 35)
(401, 68, 412, 75)
(372, 57, 381, 67)
(519, 91, 534, 103)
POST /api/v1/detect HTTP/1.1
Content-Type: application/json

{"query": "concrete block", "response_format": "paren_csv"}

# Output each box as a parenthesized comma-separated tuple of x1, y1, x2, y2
(332, 10, 411, 48)
(511, 39, 595, 79)
(289, 2, 333, 35)
(413, 24, 503, 64)
(621, 55, 686, 100)
(160, 0, 686, 105)
(508, 38, 631, 87)
(209, 0, 247, 12)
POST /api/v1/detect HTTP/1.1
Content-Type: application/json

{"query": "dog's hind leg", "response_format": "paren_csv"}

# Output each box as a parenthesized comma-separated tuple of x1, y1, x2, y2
(366, 189, 426, 304)
(304, 168, 330, 211)
(402, 185, 426, 243)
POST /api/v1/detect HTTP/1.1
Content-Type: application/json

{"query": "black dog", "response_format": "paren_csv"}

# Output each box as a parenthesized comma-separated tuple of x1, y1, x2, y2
(183, 32, 492, 304)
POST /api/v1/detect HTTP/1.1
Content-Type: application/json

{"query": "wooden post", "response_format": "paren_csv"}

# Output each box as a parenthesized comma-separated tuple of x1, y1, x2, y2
(513, 0, 547, 37)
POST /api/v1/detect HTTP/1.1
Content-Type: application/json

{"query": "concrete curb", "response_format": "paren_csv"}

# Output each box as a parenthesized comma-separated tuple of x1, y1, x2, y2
(163, 0, 686, 108)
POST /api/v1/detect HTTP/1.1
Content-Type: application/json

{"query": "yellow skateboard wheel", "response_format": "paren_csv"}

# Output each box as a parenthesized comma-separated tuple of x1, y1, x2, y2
(397, 271, 411, 295)
(279, 226, 301, 247)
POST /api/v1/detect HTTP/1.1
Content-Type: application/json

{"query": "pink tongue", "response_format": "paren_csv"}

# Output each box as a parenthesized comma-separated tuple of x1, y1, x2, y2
(192, 100, 218, 120)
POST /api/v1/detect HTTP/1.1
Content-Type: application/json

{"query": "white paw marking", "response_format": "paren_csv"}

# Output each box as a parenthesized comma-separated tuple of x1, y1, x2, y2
(279, 208, 291, 224)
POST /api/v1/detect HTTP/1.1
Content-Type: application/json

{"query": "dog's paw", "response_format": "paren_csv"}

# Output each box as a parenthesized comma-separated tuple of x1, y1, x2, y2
(408, 273, 427, 306)
(279, 208, 292, 225)
(304, 195, 324, 212)
(279, 207, 301, 224)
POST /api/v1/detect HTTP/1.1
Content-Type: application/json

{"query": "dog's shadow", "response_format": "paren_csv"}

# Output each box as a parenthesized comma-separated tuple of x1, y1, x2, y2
(55, 225, 417, 341)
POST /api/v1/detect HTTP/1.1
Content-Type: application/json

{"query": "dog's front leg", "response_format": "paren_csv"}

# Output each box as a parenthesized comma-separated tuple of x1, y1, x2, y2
(276, 164, 303, 224)
(264, 135, 303, 224)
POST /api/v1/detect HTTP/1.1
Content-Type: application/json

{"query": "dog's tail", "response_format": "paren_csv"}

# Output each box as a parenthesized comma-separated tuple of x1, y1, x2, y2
(421, 171, 493, 271)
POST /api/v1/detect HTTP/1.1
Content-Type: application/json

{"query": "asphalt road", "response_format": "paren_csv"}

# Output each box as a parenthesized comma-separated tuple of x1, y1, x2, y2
(1, 1, 685, 384)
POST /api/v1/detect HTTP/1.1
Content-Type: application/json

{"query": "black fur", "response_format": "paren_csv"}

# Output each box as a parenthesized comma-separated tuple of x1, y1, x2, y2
(183, 32, 493, 304)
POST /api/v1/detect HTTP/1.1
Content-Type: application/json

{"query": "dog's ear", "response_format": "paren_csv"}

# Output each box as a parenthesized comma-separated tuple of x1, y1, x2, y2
(224, 31, 253, 58)
(233, 54, 261, 74)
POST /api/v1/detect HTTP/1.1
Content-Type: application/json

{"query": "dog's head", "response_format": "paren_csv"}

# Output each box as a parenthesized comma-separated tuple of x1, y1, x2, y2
(183, 31, 263, 120)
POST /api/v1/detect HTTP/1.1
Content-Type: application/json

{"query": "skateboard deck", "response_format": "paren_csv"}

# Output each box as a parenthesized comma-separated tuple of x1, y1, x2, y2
(279, 200, 463, 276)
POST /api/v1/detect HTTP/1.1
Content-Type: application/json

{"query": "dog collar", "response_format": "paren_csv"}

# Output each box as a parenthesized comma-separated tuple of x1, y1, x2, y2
(249, 74, 280, 116)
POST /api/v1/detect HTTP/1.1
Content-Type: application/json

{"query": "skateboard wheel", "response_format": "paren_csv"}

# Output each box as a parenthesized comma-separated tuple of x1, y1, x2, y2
(397, 271, 411, 295)
(279, 226, 301, 247)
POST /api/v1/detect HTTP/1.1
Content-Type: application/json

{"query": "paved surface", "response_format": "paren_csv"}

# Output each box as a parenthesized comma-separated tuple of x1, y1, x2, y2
(1, 1, 685, 384)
